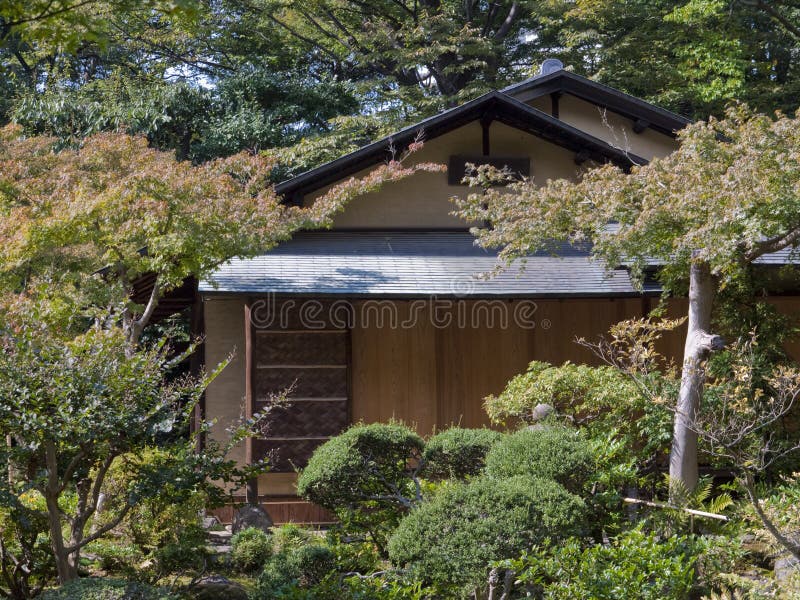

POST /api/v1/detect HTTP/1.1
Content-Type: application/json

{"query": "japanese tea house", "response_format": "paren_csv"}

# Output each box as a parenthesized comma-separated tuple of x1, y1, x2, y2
(184, 61, 799, 523)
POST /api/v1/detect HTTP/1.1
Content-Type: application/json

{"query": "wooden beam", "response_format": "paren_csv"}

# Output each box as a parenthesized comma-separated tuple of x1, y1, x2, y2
(190, 291, 206, 451)
(574, 149, 591, 165)
(480, 116, 493, 156)
(550, 91, 562, 119)
(623, 497, 728, 521)
(244, 299, 258, 504)
(633, 118, 650, 134)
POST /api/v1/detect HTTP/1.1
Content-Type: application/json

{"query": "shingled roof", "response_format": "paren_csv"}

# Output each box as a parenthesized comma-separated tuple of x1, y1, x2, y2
(199, 231, 659, 298)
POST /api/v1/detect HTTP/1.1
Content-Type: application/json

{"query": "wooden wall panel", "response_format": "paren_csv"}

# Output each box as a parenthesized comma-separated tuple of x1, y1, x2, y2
(350, 302, 440, 431)
(350, 298, 655, 435)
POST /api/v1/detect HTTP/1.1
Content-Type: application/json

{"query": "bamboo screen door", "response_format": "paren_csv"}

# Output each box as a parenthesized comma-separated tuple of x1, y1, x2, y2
(251, 301, 351, 472)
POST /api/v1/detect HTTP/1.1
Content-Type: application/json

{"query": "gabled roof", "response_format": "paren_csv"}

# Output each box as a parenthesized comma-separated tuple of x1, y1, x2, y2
(200, 231, 659, 298)
(275, 89, 648, 201)
(502, 70, 691, 137)
(275, 67, 690, 201)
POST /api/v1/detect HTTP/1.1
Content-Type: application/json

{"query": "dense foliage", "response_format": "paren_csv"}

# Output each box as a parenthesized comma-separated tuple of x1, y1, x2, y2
(420, 427, 501, 480)
(484, 425, 595, 493)
(387, 475, 586, 592)
(37, 577, 175, 600)
(497, 528, 699, 599)
(4, 0, 800, 176)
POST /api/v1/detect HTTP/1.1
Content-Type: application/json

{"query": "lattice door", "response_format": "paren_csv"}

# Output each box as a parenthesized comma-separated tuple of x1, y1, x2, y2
(252, 325, 350, 472)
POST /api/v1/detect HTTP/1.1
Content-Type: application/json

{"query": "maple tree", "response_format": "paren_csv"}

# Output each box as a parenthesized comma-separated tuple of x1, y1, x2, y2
(0, 126, 441, 348)
(455, 105, 800, 491)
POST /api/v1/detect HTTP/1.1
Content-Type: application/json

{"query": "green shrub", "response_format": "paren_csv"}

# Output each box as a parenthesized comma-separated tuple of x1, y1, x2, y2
(150, 523, 212, 578)
(270, 523, 316, 554)
(485, 361, 673, 471)
(387, 476, 586, 592)
(336, 574, 434, 599)
(297, 423, 425, 551)
(39, 577, 175, 600)
(484, 425, 594, 493)
(502, 528, 698, 600)
(421, 428, 502, 480)
(96, 447, 213, 581)
(253, 545, 337, 600)
(325, 526, 381, 574)
(230, 527, 273, 573)
(87, 540, 144, 577)
(485, 361, 637, 425)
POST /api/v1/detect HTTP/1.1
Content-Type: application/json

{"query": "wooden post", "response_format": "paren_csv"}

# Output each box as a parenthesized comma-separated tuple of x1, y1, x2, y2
(480, 115, 492, 156)
(244, 299, 258, 504)
(189, 285, 206, 451)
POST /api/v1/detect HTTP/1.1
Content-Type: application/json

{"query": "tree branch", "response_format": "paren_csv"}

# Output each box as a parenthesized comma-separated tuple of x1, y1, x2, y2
(64, 502, 132, 553)
(494, 1, 519, 39)
(130, 277, 161, 344)
(58, 449, 86, 494)
(744, 227, 800, 261)
(754, 0, 800, 40)
(3, 0, 99, 29)
(742, 472, 800, 560)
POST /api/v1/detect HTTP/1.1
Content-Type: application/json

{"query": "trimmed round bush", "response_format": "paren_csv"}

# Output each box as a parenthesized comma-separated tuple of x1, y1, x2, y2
(230, 526, 273, 573)
(253, 545, 336, 599)
(297, 423, 424, 509)
(297, 423, 425, 545)
(484, 425, 594, 493)
(39, 578, 174, 599)
(422, 427, 502, 480)
(387, 476, 586, 591)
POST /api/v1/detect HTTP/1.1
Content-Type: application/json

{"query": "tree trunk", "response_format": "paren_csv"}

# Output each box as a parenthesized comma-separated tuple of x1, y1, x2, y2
(670, 259, 721, 493)
(44, 443, 79, 584)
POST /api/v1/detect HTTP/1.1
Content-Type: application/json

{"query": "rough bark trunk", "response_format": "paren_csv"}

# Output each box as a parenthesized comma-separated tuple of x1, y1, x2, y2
(670, 259, 721, 493)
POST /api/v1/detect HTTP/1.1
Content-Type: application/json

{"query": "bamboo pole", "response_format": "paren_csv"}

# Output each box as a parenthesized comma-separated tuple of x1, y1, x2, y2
(623, 497, 728, 521)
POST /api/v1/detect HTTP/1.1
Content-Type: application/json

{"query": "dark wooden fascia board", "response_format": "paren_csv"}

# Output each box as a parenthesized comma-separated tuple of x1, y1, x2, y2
(199, 289, 663, 300)
(244, 298, 258, 503)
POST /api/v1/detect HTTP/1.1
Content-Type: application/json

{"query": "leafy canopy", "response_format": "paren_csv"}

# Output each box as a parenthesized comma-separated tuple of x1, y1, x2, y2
(0, 125, 441, 343)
